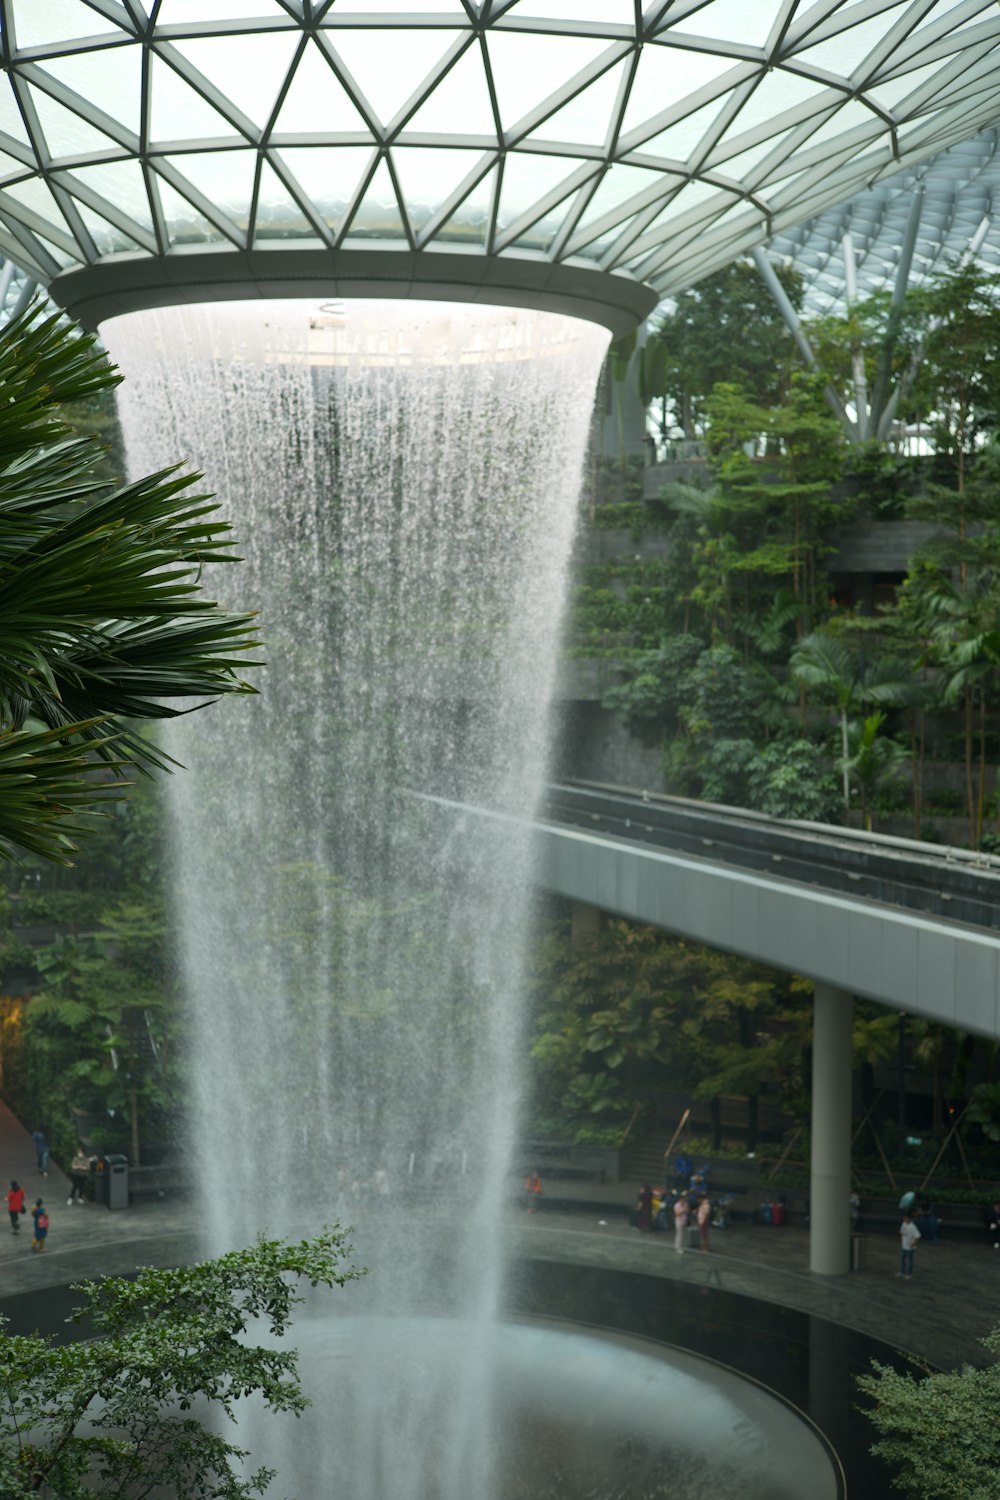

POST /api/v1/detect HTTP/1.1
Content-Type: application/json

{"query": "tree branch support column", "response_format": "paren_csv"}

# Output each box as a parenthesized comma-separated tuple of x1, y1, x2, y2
(810, 982, 853, 1275)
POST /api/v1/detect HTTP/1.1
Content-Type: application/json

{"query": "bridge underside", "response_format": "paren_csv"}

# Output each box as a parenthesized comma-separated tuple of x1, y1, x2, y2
(537, 820, 1000, 1042)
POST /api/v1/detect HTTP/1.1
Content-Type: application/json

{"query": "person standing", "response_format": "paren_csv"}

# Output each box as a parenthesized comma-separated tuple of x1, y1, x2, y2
(6, 1180, 25, 1233)
(636, 1184, 653, 1231)
(31, 1127, 49, 1176)
(525, 1171, 542, 1214)
(31, 1198, 49, 1252)
(672, 1194, 689, 1254)
(696, 1193, 712, 1253)
(68, 1149, 90, 1205)
(898, 1211, 921, 1278)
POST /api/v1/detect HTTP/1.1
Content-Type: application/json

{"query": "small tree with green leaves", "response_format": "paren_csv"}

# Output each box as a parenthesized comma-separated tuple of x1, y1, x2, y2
(0, 1232, 364, 1500)
(857, 1330, 1000, 1500)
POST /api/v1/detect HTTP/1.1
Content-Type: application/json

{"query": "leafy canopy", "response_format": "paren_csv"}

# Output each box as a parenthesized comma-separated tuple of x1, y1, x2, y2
(0, 302, 260, 864)
(0, 1231, 364, 1500)
(858, 1328, 1000, 1500)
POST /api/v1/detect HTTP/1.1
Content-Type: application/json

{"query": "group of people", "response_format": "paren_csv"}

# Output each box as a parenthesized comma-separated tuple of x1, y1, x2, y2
(5, 1183, 49, 1250)
(632, 1184, 713, 1253)
(2, 1128, 93, 1254)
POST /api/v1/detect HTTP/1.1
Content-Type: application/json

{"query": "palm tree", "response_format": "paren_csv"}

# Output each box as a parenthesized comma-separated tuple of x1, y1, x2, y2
(0, 303, 259, 864)
(790, 630, 915, 817)
(841, 712, 907, 830)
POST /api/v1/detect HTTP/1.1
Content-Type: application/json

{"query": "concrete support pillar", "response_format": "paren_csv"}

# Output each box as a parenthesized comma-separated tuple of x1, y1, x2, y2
(810, 982, 853, 1276)
(570, 901, 602, 948)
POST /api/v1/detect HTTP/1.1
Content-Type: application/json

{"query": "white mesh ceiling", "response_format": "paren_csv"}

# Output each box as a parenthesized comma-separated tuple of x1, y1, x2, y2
(0, 0, 998, 301)
(768, 126, 1000, 315)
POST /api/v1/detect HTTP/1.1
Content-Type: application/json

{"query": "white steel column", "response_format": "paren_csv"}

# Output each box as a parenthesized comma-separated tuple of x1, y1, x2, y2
(810, 982, 853, 1276)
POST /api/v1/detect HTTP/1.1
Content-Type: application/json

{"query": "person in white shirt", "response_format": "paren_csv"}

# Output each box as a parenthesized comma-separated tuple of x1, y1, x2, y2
(898, 1212, 921, 1278)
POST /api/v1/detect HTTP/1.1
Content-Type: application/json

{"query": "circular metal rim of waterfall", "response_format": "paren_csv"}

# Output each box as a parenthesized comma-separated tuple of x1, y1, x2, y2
(50, 248, 657, 337)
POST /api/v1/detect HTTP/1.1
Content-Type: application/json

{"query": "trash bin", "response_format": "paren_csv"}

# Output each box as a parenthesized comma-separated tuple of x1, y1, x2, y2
(104, 1154, 129, 1211)
(89, 1157, 108, 1206)
(851, 1232, 867, 1272)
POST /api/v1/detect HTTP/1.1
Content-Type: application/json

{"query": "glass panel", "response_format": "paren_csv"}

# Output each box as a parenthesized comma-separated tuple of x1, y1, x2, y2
(0, 150, 27, 183)
(487, 32, 611, 132)
(323, 0, 469, 13)
(632, 98, 728, 164)
(34, 232, 76, 269)
(505, 0, 634, 24)
(508, 197, 575, 251)
(11, 0, 121, 47)
(150, 54, 242, 142)
(649, 176, 725, 227)
(0, 230, 47, 279)
(911, 0, 995, 37)
(170, 34, 300, 131)
(577, 207, 641, 262)
(569, 163, 669, 236)
(270, 39, 371, 136)
(0, 80, 30, 145)
(166, 149, 257, 230)
(791, 98, 882, 152)
(1, 175, 73, 234)
(619, 42, 741, 142)
(391, 146, 486, 233)
(327, 29, 465, 127)
(866, 60, 948, 113)
(64, 159, 154, 232)
(28, 85, 122, 159)
(154, 172, 224, 245)
(275, 146, 375, 234)
(75, 199, 144, 255)
(429, 162, 496, 246)
(790, 10, 906, 79)
(254, 160, 316, 241)
(664, 0, 779, 49)
(708, 126, 797, 181)
(153, 0, 280, 21)
(344, 157, 406, 239)
(38, 45, 142, 135)
(403, 47, 496, 138)
(726, 67, 826, 137)
(522, 59, 628, 150)
(495, 151, 587, 231)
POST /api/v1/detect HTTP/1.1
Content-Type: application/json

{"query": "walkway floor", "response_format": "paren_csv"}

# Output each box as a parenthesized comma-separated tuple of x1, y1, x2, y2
(1, 1101, 998, 1374)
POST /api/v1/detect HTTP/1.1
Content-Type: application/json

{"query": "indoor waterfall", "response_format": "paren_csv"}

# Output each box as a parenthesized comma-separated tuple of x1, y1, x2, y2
(106, 299, 609, 1499)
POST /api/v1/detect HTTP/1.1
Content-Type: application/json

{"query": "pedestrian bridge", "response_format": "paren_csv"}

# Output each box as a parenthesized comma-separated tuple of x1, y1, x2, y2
(417, 781, 1000, 1041)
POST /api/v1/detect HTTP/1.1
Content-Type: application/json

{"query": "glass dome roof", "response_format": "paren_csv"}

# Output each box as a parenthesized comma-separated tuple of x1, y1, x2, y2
(0, 0, 998, 323)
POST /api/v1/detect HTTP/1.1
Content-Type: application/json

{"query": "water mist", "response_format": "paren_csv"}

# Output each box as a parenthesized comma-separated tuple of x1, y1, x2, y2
(106, 299, 609, 1499)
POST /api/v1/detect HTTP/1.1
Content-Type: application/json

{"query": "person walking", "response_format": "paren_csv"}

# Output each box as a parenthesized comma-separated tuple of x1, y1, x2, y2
(524, 1171, 542, 1214)
(6, 1180, 25, 1233)
(672, 1194, 689, 1254)
(31, 1127, 49, 1176)
(31, 1198, 49, 1252)
(696, 1193, 712, 1253)
(898, 1211, 921, 1278)
(68, 1149, 90, 1205)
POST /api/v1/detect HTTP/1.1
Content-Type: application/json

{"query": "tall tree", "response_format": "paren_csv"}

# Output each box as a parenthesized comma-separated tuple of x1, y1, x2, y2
(650, 259, 802, 436)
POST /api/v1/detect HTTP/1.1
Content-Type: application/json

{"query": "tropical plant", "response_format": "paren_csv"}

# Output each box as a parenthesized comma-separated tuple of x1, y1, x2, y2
(0, 302, 259, 864)
(790, 630, 915, 814)
(858, 1329, 1000, 1500)
(0, 1232, 363, 1500)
